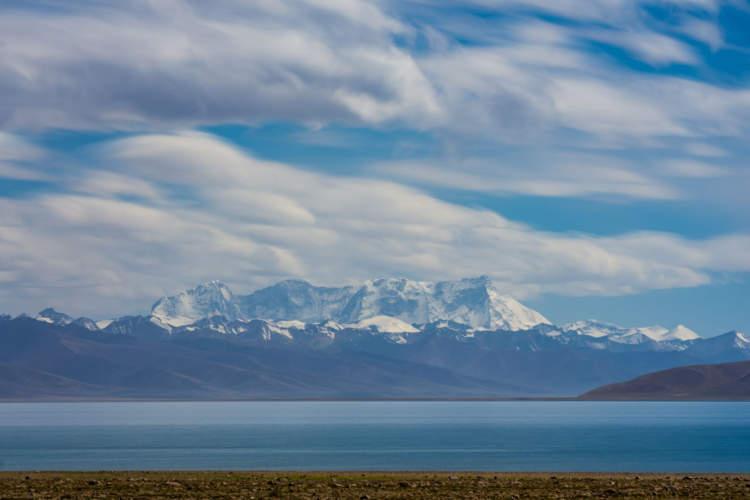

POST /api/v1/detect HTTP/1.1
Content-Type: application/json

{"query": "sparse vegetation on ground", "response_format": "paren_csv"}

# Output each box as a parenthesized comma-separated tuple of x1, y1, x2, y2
(1, 472, 750, 499)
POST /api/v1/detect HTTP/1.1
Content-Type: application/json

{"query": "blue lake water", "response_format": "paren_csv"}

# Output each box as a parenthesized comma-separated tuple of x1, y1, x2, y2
(0, 401, 749, 472)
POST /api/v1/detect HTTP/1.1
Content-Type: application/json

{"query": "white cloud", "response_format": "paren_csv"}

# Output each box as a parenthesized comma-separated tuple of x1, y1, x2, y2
(0, 162, 47, 181)
(374, 157, 680, 200)
(0, 133, 48, 180)
(0, 0, 439, 130)
(684, 143, 728, 158)
(0, 132, 748, 317)
(0, 1, 747, 319)
(0, 0, 746, 146)
(678, 18, 723, 49)
(425, 0, 721, 22)
(0, 133, 42, 162)
(661, 159, 729, 178)
(549, 78, 688, 137)
(590, 31, 698, 66)
(73, 171, 162, 200)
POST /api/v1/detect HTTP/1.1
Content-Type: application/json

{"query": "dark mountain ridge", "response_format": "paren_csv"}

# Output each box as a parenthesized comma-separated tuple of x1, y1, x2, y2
(581, 358, 750, 400)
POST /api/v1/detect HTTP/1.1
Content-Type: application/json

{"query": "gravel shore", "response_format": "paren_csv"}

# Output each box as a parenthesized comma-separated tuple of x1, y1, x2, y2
(2, 472, 750, 499)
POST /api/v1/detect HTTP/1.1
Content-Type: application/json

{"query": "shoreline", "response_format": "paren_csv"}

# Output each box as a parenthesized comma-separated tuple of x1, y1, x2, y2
(2, 471, 749, 498)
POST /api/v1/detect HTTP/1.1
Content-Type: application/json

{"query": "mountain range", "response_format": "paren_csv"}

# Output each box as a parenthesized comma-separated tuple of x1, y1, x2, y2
(1, 277, 748, 400)
(150, 277, 551, 331)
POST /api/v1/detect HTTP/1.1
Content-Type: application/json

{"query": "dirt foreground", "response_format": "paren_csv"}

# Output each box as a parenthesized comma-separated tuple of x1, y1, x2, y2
(1, 472, 750, 499)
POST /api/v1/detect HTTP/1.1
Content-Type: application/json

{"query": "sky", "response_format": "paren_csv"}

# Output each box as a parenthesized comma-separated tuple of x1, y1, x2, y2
(0, 0, 749, 335)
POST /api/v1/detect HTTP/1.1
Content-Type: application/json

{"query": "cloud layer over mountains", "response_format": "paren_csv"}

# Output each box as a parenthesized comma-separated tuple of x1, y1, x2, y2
(0, 0, 748, 319)
(1, 131, 749, 317)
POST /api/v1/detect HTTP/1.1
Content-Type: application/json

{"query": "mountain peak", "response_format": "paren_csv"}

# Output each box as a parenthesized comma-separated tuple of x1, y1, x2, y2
(662, 324, 700, 341)
(36, 308, 73, 326)
(342, 276, 548, 331)
(563, 320, 701, 343)
(563, 319, 624, 338)
(353, 315, 420, 333)
(239, 279, 355, 322)
(730, 331, 749, 345)
(149, 276, 545, 332)
(151, 281, 239, 327)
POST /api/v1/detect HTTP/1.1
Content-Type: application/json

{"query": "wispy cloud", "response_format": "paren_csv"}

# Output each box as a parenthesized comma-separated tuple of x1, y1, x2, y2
(374, 157, 681, 200)
(0, 132, 748, 316)
(0, 0, 749, 317)
(1, 0, 748, 144)
(0, 133, 48, 180)
(661, 159, 729, 178)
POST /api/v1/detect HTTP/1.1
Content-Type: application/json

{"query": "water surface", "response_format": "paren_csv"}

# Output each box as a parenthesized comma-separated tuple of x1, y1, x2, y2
(0, 401, 748, 471)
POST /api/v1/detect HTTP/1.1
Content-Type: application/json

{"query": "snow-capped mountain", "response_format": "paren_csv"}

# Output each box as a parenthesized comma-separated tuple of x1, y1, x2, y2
(563, 320, 700, 344)
(660, 325, 701, 342)
(149, 276, 550, 332)
(36, 308, 98, 331)
(20, 279, 712, 345)
(3, 292, 748, 399)
(151, 280, 240, 327)
(36, 307, 73, 326)
(353, 315, 420, 333)
(238, 279, 356, 322)
(337, 277, 550, 330)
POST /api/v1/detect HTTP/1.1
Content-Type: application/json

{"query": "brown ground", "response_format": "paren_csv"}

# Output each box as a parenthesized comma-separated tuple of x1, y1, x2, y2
(1, 472, 750, 499)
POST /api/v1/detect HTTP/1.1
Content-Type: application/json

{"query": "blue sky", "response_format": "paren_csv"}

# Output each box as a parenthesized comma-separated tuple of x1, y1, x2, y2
(0, 0, 748, 335)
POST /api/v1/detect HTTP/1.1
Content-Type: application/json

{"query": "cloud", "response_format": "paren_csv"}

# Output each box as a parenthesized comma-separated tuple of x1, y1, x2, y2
(73, 171, 163, 200)
(0, 1, 748, 318)
(0, 132, 48, 180)
(374, 157, 680, 200)
(0, 0, 747, 146)
(590, 31, 698, 66)
(414, 23, 749, 142)
(0, 132, 748, 317)
(684, 143, 728, 158)
(0, 133, 42, 162)
(661, 159, 729, 178)
(427, 0, 721, 23)
(0, 0, 440, 130)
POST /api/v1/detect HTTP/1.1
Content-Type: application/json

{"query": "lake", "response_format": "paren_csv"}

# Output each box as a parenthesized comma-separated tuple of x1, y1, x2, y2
(0, 401, 749, 471)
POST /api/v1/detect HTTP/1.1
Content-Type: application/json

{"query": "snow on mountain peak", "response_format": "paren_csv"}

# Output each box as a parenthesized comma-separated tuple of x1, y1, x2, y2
(563, 320, 700, 343)
(151, 280, 239, 327)
(563, 320, 623, 338)
(146, 277, 576, 333)
(483, 288, 551, 331)
(629, 324, 701, 342)
(36, 308, 73, 326)
(239, 279, 356, 322)
(662, 324, 700, 341)
(732, 331, 749, 348)
(352, 315, 420, 333)
(275, 320, 306, 330)
(340, 276, 549, 331)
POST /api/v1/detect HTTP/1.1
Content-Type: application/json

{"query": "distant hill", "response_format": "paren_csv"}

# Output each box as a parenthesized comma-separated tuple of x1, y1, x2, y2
(580, 360, 750, 400)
